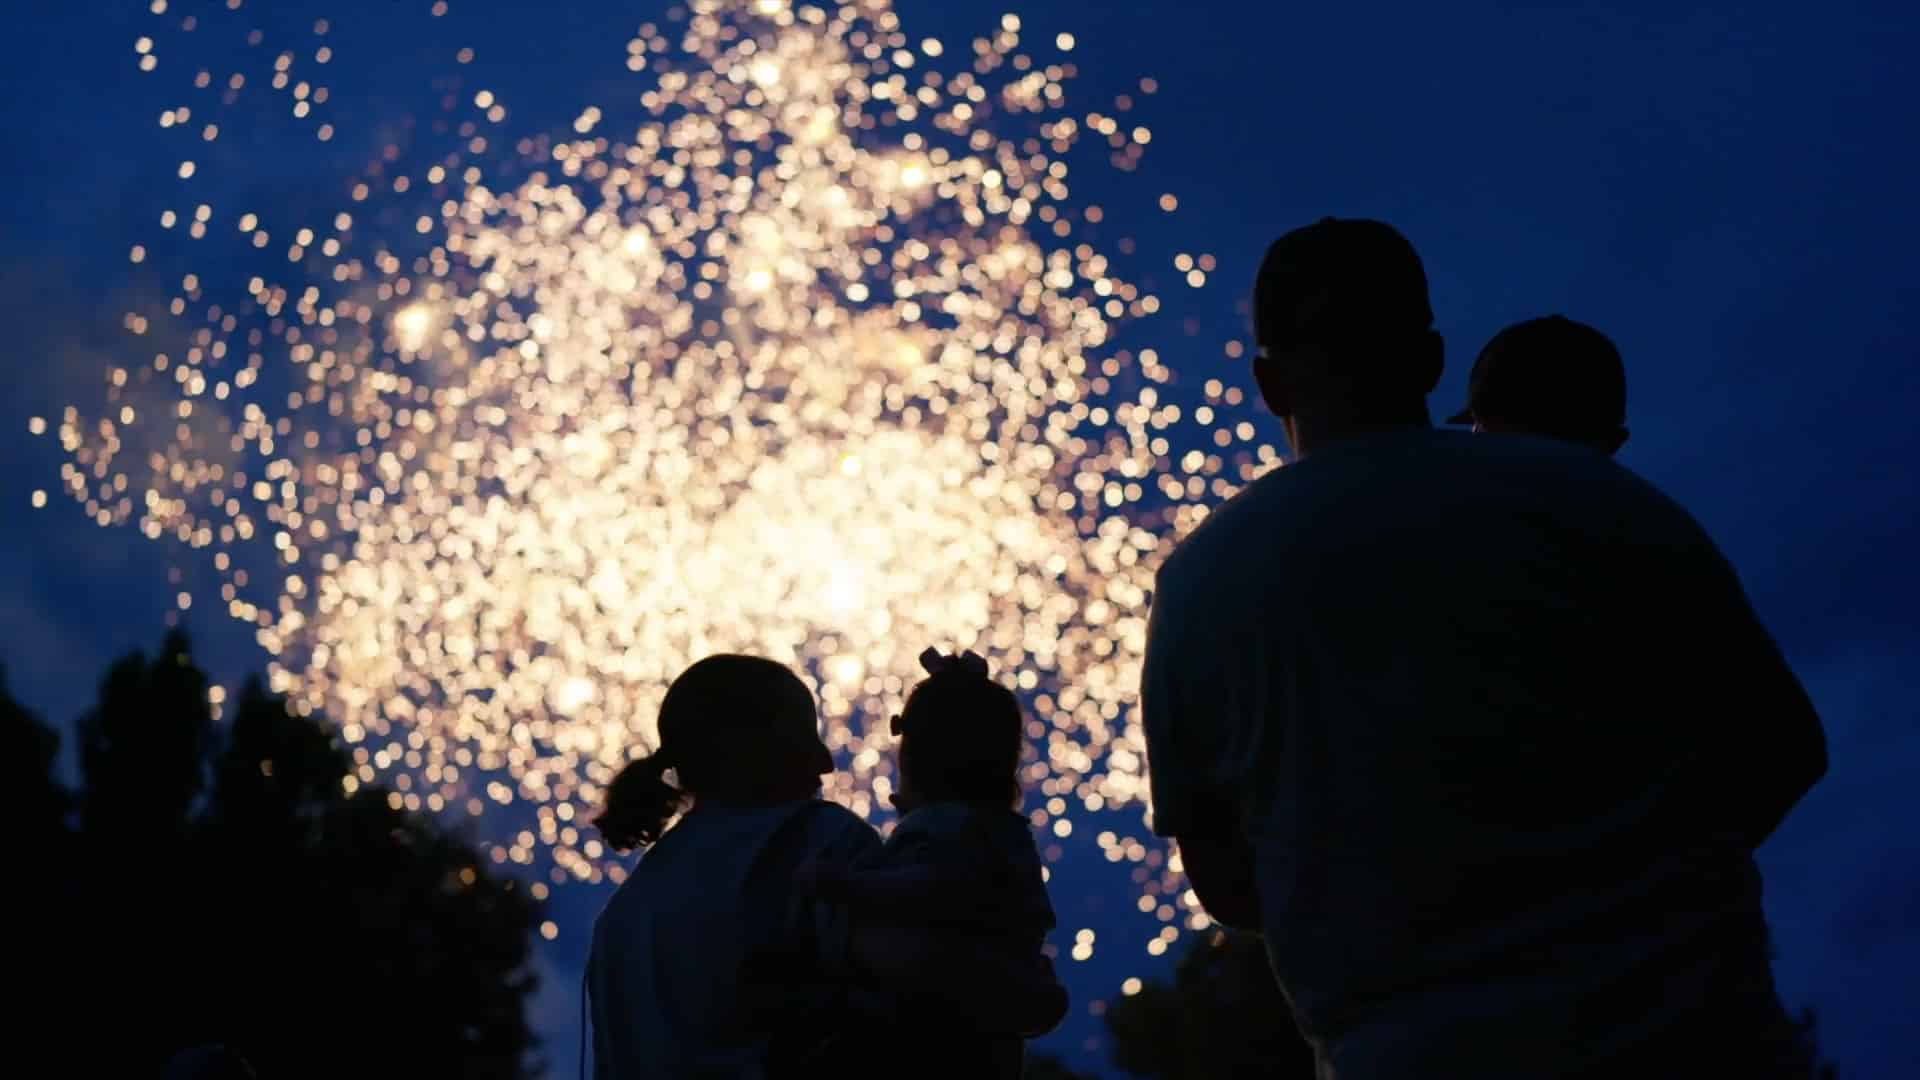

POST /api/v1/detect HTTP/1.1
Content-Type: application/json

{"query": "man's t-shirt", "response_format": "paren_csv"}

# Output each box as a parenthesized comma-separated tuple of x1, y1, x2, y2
(1143, 427, 1825, 1078)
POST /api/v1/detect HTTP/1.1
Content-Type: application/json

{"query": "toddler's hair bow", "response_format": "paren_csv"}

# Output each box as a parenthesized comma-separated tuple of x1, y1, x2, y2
(918, 646, 989, 679)
(892, 647, 993, 736)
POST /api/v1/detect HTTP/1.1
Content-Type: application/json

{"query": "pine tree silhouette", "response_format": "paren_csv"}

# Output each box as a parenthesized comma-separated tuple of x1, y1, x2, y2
(1, 663, 69, 848)
(77, 628, 210, 847)
(19, 632, 542, 1077)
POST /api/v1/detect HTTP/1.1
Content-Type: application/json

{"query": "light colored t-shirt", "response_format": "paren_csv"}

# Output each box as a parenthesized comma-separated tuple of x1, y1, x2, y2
(587, 799, 880, 1079)
(1143, 427, 1825, 1078)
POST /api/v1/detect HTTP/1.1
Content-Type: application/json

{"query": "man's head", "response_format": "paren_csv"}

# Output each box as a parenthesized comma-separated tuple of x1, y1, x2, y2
(1252, 218, 1443, 456)
(1448, 315, 1628, 454)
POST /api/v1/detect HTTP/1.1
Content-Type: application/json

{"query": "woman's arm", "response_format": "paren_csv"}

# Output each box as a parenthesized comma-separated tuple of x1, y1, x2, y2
(799, 828, 1022, 928)
(799, 854, 960, 909)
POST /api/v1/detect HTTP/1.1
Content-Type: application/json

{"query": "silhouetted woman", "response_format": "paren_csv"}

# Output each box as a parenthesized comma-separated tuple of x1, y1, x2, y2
(586, 654, 875, 1078)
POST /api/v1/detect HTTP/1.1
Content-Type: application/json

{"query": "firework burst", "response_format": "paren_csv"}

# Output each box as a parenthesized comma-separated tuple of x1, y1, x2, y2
(45, 0, 1278, 938)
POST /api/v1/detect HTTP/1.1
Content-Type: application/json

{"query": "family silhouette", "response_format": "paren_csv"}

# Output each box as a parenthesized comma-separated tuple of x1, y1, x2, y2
(584, 219, 1827, 1079)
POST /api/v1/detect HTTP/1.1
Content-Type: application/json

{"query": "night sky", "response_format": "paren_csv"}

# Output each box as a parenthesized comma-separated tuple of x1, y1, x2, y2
(3, 2, 1915, 1077)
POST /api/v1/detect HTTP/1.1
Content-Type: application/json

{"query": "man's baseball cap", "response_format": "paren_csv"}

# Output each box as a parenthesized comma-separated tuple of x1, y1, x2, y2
(1254, 217, 1435, 352)
(1447, 315, 1625, 436)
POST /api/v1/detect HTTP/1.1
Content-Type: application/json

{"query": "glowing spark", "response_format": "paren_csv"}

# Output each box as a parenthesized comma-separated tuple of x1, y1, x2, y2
(824, 559, 866, 616)
(827, 654, 865, 688)
(393, 303, 432, 351)
(798, 105, 837, 144)
(554, 676, 597, 714)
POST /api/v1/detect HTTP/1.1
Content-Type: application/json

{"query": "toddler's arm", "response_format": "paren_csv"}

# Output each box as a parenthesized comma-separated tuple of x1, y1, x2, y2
(849, 923, 1068, 1038)
(798, 828, 1025, 929)
(797, 853, 966, 909)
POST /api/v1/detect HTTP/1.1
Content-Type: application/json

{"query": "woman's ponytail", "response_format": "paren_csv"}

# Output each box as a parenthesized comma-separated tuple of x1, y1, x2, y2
(593, 751, 685, 852)
(596, 653, 828, 851)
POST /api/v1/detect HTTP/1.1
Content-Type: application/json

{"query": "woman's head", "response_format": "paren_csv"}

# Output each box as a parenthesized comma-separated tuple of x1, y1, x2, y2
(595, 655, 832, 852)
(890, 647, 1024, 812)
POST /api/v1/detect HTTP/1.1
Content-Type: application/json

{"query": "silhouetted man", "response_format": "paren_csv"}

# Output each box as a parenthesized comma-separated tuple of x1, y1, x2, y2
(1448, 314, 1629, 453)
(1142, 218, 1825, 1078)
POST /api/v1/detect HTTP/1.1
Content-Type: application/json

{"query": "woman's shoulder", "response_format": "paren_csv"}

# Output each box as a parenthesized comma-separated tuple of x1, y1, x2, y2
(639, 800, 875, 874)
(792, 797, 874, 832)
(793, 799, 882, 856)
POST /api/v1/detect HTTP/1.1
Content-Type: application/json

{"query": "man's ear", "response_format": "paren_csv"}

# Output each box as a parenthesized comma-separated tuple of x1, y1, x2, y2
(1252, 351, 1292, 420)
(1412, 328, 1444, 394)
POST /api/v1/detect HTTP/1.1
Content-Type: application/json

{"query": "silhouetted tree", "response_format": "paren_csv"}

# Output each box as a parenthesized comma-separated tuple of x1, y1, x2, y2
(7, 662, 77, 1043)
(77, 628, 210, 846)
(1, 663, 69, 845)
(206, 675, 352, 846)
(19, 632, 542, 1077)
(1103, 931, 1316, 1080)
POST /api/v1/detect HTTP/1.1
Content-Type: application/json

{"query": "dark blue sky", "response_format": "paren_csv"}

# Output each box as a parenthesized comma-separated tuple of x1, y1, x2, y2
(3, 2, 1915, 1076)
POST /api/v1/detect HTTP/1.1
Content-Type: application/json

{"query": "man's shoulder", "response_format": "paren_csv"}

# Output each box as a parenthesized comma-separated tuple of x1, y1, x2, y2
(1157, 430, 1449, 580)
(1157, 461, 1301, 587)
(1158, 430, 1706, 584)
(1467, 435, 1709, 536)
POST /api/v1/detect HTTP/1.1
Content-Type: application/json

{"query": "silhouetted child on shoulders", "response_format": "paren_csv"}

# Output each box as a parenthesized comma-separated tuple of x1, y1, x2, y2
(797, 647, 1062, 1080)
(1448, 314, 1629, 454)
